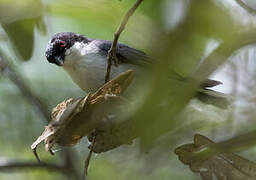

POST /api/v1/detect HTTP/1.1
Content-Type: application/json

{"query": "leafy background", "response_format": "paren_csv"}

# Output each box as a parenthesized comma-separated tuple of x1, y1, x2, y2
(1, 0, 256, 179)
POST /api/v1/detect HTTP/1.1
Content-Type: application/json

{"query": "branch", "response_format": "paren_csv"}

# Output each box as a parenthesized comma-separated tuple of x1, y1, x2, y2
(0, 52, 50, 121)
(235, 0, 256, 14)
(0, 159, 68, 174)
(192, 30, 256, 82)
(84, 135, 96, 179)
(105, 0, 144, 82)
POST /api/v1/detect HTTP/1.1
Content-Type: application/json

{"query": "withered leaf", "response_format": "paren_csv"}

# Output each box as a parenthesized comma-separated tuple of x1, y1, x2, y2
(31, 70, 134, 158)
(175, 134, 256, 180)
(87, 116, 137, 153)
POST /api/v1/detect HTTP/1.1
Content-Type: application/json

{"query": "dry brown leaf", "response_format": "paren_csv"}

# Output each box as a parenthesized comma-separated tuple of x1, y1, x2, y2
(87, 116, 137, 153)
(175, 134, 256, 180)
(31, 70, 134, 159)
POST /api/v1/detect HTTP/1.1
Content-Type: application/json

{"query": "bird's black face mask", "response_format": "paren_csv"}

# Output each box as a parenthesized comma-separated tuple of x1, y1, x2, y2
(45, 39, 66, 66)
(45, 32, 89, 66)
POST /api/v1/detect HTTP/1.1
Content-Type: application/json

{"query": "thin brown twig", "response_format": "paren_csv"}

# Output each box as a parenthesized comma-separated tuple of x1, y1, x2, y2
(235, 0, 256, 14)
(0, 159, 68, 174)
(32, 149, 41, 163)
(84, 135, 96, 179)
(104, 0, 144, 83)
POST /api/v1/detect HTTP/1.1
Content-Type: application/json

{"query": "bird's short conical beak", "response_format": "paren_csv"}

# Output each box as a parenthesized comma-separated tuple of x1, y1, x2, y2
(55, 56, 64, 66)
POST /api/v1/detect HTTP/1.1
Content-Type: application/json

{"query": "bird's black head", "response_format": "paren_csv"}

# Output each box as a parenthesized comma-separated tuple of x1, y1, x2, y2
(45, 32, 89, 66)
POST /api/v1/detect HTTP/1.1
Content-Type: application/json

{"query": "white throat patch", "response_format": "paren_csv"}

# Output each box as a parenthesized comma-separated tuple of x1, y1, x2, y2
(64, 42, 100, 64)
(61, 41, 137, 92)
(62, 41, 106, 91)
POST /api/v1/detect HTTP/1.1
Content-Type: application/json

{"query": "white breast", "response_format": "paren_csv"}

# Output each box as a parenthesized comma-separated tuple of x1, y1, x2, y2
(63, 41, 136, 92)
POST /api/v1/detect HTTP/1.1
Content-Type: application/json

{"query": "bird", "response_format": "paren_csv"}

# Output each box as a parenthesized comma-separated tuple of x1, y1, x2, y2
(45, 32, 150, 93)
(45, 32, 229, 108)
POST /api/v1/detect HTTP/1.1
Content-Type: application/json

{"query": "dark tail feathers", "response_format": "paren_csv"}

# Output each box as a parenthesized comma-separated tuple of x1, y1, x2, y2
(197, 79, 230, 109)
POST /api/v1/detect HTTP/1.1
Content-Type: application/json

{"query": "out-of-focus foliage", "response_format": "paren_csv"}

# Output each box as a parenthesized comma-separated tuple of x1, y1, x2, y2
(2, 0, 256, 180)
(0, 0, 46, 60)
(128, 0, 237, 147)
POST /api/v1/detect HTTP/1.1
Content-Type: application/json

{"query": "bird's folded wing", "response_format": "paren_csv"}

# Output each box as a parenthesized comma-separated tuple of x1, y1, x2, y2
(92, 40, 152, 66)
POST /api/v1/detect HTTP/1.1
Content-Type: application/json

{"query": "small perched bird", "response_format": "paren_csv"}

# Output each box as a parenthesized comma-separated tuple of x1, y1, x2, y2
(45, 32, 229, 108)
(45, 32, 150, 92)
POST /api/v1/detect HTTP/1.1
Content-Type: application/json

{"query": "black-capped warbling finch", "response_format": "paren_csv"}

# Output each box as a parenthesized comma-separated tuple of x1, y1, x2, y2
(45, 32, 229, 108)
(45, 32, 150, 92)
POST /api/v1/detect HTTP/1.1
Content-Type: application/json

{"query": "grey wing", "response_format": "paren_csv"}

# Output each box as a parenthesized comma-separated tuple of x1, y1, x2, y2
(92, 40, 152, 66)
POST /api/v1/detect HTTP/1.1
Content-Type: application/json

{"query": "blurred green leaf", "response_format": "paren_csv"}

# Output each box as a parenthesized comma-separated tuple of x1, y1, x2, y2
(0, 0, 46, 61)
